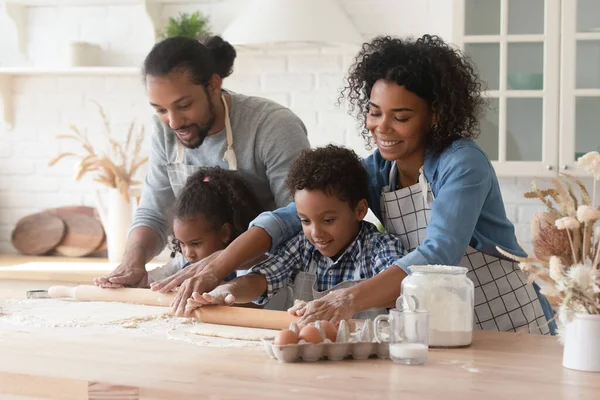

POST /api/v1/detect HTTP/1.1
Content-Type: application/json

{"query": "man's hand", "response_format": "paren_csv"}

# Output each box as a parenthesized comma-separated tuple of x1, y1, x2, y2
(171, 272, 222, 317)
(94, 228, 160, 288)
(150, 251, 222, 294)
(94, 262, 148, 288)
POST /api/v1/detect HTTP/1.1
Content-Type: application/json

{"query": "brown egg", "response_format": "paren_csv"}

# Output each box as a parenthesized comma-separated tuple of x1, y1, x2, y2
(319, 320, 337, 342)
(274, 329, 299, 345)
(299, 325, 323, 344)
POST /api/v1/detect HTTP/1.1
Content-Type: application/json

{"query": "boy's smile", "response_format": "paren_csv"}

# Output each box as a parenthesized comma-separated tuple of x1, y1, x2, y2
(295, 189, 367, 259)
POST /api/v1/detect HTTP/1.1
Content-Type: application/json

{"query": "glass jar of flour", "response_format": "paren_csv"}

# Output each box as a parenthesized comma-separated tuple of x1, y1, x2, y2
(401, 265, 474, 347)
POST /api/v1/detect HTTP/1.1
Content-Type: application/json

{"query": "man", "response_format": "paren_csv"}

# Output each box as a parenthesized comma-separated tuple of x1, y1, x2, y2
(95, 35, 309, 289)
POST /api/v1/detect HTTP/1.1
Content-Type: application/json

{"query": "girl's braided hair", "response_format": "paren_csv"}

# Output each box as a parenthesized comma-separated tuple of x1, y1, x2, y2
(170, 167, 264, 255)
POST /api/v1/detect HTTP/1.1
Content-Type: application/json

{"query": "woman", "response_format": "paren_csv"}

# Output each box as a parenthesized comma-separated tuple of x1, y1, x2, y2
(166, 35, 556, 335)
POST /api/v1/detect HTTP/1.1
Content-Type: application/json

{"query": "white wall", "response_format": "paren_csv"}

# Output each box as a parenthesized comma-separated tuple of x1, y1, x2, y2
(0, 0, 569, 255)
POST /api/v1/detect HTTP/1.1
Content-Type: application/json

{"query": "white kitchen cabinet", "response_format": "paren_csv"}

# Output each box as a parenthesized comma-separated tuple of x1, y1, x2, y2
(558, 0, 600, 173)
(453, 0, 599, 177)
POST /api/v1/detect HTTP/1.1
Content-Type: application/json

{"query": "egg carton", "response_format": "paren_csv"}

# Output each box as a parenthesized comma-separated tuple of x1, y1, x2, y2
(262, 319, 390, 363)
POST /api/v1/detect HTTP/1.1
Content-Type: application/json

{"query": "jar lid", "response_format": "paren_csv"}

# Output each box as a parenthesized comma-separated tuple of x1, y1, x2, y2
(408, 265, 468, 275)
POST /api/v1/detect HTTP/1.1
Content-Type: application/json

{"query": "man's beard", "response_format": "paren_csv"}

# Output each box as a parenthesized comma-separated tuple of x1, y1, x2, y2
(179, 99, 216, 149)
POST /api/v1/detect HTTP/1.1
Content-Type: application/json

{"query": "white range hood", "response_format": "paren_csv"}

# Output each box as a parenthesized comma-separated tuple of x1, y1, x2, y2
(222, 0, 363, 47)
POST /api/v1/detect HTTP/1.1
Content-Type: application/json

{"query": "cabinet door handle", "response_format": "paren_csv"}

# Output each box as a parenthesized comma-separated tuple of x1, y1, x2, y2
(546, 165, 553, 171)
(561, 165, 568, 170)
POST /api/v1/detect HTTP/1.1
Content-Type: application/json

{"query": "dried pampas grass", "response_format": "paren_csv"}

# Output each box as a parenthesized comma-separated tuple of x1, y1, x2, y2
(498, 152, 600, 324)
(48, 101, 148, 203)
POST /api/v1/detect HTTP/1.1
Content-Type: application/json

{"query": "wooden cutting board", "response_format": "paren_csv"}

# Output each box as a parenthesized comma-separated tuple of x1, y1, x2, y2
(11, 212, 66, 255)
(54, 214, 105, 257)
(48, 206, 107, 256)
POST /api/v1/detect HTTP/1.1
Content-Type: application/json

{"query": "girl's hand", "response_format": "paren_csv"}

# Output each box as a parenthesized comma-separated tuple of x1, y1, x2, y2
(295, 289, 356, 327)
(185, 285, 236, 313)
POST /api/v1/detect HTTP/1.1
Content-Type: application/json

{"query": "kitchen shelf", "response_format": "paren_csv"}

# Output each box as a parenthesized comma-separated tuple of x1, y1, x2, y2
(0, 0, 186, 130)
(0, 66, 140, 75)
(3, 0, 212, 5)
(0, 66, 142, 129)
(1, 0, 215, 58)
(0, 0, 222, 130)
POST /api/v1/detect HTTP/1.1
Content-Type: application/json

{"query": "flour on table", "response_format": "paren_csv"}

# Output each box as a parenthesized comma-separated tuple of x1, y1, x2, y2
(0, 298, 170, 328)
(0, 299, 272, 348)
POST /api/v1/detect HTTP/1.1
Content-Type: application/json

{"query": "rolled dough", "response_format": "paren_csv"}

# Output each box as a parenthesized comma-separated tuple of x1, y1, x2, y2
(185, 324, 278, 341)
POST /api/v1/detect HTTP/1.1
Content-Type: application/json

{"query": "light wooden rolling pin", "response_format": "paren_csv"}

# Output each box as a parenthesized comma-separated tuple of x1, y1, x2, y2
(48, 285, 298, 330)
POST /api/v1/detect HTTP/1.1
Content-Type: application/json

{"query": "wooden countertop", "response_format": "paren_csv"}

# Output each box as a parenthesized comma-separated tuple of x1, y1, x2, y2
(0, 329, 598, 399)
(0, 254, 163, 283)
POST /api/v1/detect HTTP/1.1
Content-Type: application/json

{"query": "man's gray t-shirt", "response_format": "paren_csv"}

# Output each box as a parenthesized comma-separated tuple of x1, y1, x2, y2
(131, 90, 310, 251)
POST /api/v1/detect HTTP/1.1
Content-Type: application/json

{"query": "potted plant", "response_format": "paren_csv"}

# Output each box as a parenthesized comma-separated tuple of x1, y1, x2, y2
(48, 101, 148, 263)
(162, 11, 211, 40)
(497, 151, 600, 372)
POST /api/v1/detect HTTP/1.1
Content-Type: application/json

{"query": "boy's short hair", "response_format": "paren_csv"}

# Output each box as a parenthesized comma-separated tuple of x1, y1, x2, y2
(286, 145, 369, 208)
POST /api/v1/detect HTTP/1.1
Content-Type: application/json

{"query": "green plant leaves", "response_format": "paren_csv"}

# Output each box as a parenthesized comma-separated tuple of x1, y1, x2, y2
(164, 11, 211, 40)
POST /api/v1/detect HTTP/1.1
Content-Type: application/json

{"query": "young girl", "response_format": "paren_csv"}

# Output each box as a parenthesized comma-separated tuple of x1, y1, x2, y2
(169, 34, 557, 335)
(147, 167, 264, 285)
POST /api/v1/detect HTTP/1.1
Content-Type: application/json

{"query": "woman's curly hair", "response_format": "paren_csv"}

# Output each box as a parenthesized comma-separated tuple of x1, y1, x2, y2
(286, 145, 368, 208)
(169, 167, 264, 256)
(339, 34, 485, 154)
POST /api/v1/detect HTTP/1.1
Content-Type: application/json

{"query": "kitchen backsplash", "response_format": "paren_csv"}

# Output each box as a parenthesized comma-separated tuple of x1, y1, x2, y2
(0, 0, 586, 255)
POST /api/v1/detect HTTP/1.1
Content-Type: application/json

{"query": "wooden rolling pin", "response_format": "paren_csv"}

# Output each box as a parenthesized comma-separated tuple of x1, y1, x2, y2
(48, 285, 175, 307)
(48, 285, 298, 330)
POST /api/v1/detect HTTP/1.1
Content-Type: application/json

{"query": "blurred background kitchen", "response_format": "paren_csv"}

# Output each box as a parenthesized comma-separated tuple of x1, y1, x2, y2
(0, 0, 598, 259)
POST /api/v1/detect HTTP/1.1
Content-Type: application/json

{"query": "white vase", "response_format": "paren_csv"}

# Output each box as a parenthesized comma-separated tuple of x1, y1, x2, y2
(95, 188, 135, 263)
(67, 42, 102, 67)
(562, 313, 600, 372)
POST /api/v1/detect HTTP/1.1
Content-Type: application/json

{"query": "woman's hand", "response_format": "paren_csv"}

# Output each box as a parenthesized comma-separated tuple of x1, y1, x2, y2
(185, 285, 236, 313)
(293, 289, 356, 327)
(150, 251, 222, 294)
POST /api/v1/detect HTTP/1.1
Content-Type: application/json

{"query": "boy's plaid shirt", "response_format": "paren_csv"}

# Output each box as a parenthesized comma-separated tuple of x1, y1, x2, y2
(249, 221, 406, 305)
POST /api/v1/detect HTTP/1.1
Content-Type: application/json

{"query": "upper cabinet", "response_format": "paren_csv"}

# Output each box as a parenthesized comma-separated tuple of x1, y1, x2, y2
(559, 0, 600, 174)
(453, 0, 599, 177)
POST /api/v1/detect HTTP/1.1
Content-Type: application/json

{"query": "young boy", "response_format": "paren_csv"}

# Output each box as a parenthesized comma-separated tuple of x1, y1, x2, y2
(186, 145, 406, 323)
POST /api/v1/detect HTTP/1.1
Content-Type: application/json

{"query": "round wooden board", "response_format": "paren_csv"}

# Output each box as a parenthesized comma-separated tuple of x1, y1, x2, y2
(47, 206, 107, 256)
(54, 214, 105, 257)
(11, 212, 66, 255)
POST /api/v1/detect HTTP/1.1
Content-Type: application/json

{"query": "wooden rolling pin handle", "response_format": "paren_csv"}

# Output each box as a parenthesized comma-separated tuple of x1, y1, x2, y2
(48, 286, 75, 299)
(73, 286, 176, 306)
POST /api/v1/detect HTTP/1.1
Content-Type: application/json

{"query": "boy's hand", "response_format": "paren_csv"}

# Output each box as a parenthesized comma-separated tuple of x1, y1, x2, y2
(295, 289, 355, 327)
(185, 286, 236, 313)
